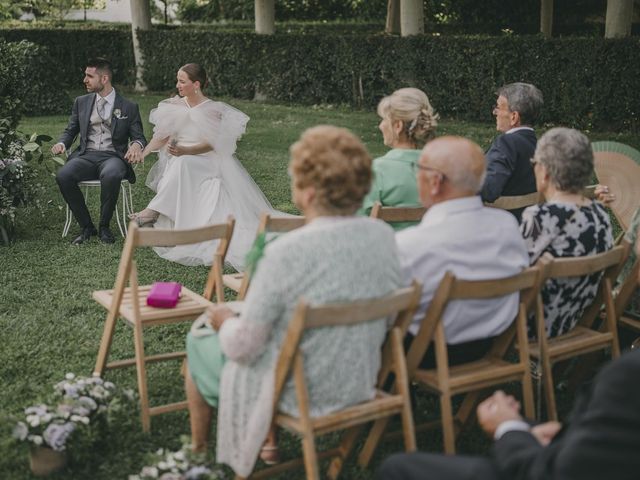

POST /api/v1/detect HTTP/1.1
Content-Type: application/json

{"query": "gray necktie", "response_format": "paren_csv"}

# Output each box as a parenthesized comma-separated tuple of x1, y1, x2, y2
(97, 97, 108, 122)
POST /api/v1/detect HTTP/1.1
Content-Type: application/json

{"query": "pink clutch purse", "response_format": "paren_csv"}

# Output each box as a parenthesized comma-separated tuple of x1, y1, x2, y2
(146, 282, 182, 308)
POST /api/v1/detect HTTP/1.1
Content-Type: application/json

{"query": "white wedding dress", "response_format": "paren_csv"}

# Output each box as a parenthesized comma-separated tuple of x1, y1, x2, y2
(145, 96, 278, 270)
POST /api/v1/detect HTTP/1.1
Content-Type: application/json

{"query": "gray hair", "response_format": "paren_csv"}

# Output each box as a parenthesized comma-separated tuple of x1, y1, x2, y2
(534, 127, 593, 193)
(497, 82, 543, 126)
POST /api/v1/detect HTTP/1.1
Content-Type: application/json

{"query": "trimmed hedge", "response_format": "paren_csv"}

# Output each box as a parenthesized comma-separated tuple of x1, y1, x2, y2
(0, 27, 136, 87)
(138, 31, 640, 131)
(2, 27, 639, 131)
(0, 39, 69, 125)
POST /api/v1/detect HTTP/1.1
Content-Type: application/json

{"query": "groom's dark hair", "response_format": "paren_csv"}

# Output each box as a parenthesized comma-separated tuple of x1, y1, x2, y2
(86, 57, 113, 80)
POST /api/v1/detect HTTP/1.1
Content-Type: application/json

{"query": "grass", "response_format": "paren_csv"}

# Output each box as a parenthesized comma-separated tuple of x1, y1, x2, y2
(2, 92, 639, 479)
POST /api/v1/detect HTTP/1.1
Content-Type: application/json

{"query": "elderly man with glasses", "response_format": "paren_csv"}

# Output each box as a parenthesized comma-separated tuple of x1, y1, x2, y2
(396, 136, 529, 368)
(480, 82, 543, 221)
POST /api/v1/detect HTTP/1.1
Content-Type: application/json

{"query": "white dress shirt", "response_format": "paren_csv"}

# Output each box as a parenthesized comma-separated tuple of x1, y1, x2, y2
(396, 196, 529, 344)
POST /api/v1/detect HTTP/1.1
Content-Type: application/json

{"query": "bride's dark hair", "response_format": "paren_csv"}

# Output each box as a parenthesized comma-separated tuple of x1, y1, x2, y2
(180, 63, 208, 88)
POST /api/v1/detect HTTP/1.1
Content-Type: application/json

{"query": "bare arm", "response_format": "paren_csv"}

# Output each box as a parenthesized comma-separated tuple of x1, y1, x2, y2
(167, 141, 213, 157)
(142, 136, 170, 159)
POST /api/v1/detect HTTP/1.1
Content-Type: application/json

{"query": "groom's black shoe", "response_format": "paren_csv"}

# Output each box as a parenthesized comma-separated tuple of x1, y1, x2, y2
(99, 226, 115, 244)
(71, 226, 97, 245)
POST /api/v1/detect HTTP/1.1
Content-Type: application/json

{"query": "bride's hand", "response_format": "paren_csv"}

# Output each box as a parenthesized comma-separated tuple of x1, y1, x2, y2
(167, 141, 188, 157)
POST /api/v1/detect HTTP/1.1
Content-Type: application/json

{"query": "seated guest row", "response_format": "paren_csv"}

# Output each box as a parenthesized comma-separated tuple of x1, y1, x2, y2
(184, 124, 616, 476)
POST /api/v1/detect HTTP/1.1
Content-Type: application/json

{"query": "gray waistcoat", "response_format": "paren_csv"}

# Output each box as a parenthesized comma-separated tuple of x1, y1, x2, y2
(86, 100, 115, 152)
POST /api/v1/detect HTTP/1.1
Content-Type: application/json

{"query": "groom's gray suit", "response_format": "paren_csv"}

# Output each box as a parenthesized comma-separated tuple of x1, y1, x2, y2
(56, 92, 146, 232)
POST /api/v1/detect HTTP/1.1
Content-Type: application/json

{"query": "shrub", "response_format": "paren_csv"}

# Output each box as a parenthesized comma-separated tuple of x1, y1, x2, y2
(0, 39, 70, 122)
(0, 26, 135, 88)
(137, 30, 640, 131)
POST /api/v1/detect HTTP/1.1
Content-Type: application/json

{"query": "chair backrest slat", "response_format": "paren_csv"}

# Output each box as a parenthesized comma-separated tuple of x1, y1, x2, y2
(486, 191, 542, 211)
(265, 215, 306, 233)
(369, 202, 426, 222)
(449, 269, 539, 299)
(134, 220, 233, 247)
(543, 246, 625, 278)
(304, 285, 421, 329)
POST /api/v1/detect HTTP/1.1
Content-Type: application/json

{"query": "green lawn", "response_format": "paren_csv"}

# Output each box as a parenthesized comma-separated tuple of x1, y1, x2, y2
(2, 93, 639, 479)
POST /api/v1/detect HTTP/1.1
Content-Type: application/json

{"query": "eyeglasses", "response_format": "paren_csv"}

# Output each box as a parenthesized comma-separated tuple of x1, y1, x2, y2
(412, 162, 447, 180)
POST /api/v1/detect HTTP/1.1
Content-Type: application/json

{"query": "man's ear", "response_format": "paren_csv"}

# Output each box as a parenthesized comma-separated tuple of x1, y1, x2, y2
(510, 110, 521, 128)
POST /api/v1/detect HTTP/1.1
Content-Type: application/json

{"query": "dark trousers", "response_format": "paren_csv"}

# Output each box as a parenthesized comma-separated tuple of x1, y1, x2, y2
(375, 452, 497, 480)
(404, 334, 495, 370)
(56, 151, 127, 230)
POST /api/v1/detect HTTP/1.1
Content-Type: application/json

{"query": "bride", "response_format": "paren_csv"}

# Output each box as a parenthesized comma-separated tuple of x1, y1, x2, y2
(132, 63, 277, 270)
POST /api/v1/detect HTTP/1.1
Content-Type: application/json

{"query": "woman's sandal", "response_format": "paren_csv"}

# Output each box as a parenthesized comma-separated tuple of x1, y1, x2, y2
(259, 445, 280, 465)
(128, 212, 158, 228)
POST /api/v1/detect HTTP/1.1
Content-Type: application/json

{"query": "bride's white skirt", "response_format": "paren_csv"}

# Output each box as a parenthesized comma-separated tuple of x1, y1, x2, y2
(146, 150, 274, 270)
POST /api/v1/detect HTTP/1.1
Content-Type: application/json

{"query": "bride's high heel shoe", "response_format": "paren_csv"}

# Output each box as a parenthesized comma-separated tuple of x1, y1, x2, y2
(128, 212, 158, 228)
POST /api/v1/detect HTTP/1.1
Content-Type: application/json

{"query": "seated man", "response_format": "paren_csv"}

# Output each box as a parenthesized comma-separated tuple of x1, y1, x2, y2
(376, 347, 640, 480)
(396, 136, 529, 367)
(481, 82, 543, 221)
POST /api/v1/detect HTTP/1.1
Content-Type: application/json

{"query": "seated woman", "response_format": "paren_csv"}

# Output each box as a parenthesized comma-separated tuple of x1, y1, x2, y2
(184, 125, 403, 477)
(616, 207, 640, 328)
(521, 127, 614, 338)
(358, 87, 438, 229)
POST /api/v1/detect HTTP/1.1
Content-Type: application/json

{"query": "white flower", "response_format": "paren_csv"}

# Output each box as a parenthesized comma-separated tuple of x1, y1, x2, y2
(65, 372, 75, 380)
(157, 461, 169, 470)
(140, 466, 159, 478)
(29, 435, 43, 445)
(12, 422, 28, 441)
(27, 415, 40, 427)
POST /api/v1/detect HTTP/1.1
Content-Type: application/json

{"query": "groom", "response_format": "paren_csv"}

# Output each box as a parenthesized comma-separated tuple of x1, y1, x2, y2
(52, 57, 147, 245)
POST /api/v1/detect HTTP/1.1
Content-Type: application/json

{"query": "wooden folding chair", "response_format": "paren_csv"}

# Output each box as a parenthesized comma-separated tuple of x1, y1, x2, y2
(368, 202, 426, 229)
(485, 191, 543, 211)
(529, 245, 625, 421)
(403, 267, 542, 454)
(616, 240, 640, 334)
(222, 213, 305, 300)
(92, 217, 235, 431)
(242, 283, 422, 480)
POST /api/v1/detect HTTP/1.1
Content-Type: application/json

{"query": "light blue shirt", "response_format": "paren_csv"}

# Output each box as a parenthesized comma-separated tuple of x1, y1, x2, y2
(396, 196, 529, 344)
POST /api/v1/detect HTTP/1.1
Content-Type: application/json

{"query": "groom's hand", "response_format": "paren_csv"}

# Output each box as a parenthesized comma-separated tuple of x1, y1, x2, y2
(51, 143, 65, 155)
(125, 142, 143, 164)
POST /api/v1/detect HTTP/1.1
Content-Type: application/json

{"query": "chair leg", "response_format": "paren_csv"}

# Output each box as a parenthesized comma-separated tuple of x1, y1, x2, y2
(63, 204, 73, 238)
(358, 417, 391, 467)
(440, 392, 456, 454)
(115, 188, 126, 238)
(521, 370, 536, 419)
(301, 431, 321, 480)
(542, 358, 558, 422)
(327, 425, 362, 479)
(133, 320, 151, 432)
(93, 312, 119, 377)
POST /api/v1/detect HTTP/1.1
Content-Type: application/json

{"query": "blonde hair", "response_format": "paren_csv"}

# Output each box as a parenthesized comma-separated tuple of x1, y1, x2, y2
(377, 87, 439, 147)
(289, 125, 372, 215)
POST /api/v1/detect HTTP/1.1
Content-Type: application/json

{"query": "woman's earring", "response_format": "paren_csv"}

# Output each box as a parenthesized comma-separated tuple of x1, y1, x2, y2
(195, 88, 199, 94)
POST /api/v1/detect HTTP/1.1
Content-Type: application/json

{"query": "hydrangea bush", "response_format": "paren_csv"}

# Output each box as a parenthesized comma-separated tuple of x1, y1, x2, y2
(13, 373, 136, 453)
(130, 439, 226, 480)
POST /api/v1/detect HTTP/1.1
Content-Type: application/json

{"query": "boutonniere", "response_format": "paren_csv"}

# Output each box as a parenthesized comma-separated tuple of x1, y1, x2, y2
(113, 109, 128, 120)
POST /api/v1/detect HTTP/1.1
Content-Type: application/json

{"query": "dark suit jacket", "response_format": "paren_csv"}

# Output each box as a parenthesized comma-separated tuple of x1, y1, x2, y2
(480, 129, 537, 220)
(58, 92, 147, 183)
(492, 349, 640, 480)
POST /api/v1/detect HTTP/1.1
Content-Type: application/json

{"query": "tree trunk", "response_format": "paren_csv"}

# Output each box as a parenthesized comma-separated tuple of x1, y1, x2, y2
(605, 0, 633, 38)
(385, 0, 400, 34)
(540, 0, 553, 38)
(130, 0, 152, 92)
(400, 0, 424, 37)
(255, 0, 275, 35)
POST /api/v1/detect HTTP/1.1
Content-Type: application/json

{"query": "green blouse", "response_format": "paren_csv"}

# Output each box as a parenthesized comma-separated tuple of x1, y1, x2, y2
(359, 148, 422, 230)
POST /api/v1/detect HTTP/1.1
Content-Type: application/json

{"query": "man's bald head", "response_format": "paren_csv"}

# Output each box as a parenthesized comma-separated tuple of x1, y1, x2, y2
(420, 136, 486, 196)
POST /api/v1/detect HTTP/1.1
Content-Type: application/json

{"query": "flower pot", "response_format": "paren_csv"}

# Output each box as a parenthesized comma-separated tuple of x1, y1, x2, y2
(29, 446, 67, 477)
